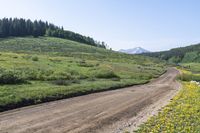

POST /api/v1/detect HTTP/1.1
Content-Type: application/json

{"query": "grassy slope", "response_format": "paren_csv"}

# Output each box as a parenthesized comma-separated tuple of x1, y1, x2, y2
(135, 64, 200, 132)
(0, 37, 166, 111)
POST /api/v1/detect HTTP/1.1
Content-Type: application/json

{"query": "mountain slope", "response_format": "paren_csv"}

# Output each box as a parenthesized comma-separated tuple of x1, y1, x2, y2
(144, 43, 200, 63)
(0, 37, 166, 111)
(119, 47, 150, 54)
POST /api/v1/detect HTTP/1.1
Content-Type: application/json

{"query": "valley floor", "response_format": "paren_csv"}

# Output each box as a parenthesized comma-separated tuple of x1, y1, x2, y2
(0, 68, 180, 133)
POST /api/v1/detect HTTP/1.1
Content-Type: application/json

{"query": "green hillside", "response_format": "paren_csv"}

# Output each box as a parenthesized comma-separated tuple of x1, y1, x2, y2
(144, 43, 200, 63)
(0, 18, 106, 48)
(0, 37, 165, 111)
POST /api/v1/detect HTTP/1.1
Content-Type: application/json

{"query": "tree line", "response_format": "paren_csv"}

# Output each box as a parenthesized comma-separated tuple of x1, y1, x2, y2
(143, 43, 200, 63)
(0, 18, 106, 48)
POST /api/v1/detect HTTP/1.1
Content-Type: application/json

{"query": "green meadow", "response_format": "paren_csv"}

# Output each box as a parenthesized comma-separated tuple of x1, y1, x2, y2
(0, 37, 166, 111)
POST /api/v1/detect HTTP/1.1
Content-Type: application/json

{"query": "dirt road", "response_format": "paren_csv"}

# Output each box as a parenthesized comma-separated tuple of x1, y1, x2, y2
(0, 68, 180, 133)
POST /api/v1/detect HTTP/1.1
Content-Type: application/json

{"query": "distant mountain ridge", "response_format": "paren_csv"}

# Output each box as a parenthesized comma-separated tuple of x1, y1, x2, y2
(119, 47, 150, 54)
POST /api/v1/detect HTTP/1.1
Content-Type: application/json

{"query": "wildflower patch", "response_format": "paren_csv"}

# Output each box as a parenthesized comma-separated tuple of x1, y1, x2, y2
(135, 82, 200, 132)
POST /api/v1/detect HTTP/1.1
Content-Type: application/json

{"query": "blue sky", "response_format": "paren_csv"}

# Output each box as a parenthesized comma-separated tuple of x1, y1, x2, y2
(0, 0, 200, 51)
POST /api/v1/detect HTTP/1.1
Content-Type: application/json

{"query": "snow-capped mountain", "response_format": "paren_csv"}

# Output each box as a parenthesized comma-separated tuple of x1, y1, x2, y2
(119, 47, 150, 54)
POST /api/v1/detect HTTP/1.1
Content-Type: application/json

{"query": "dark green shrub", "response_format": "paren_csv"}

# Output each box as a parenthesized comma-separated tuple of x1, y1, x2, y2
(111, 78, 120, 81)
(95, 70, 119, 79)
(52, 79, 80, 86)
(13, 56, 18, 58)
(87, 78, 96, 81)
(78, 60, 94, 67)
(32, 56, 39, 61)
(0, 70, 26, 84)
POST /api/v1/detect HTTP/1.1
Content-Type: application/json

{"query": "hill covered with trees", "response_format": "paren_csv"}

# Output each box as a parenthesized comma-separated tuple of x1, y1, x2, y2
(144, 43, 200, 63)
(0, 18, 106, 48)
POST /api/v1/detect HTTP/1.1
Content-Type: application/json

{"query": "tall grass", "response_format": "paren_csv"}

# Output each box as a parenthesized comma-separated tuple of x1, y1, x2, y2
(178, 68, 200, 81)
(0, 37, 166, 111)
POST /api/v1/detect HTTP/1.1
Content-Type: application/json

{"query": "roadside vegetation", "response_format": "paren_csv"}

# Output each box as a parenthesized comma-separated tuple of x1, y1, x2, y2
(177, 63, 200, 82)
(135, 63, 200, 132)
(0, 37, 166, 111)
(179, 63, 200, 73)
